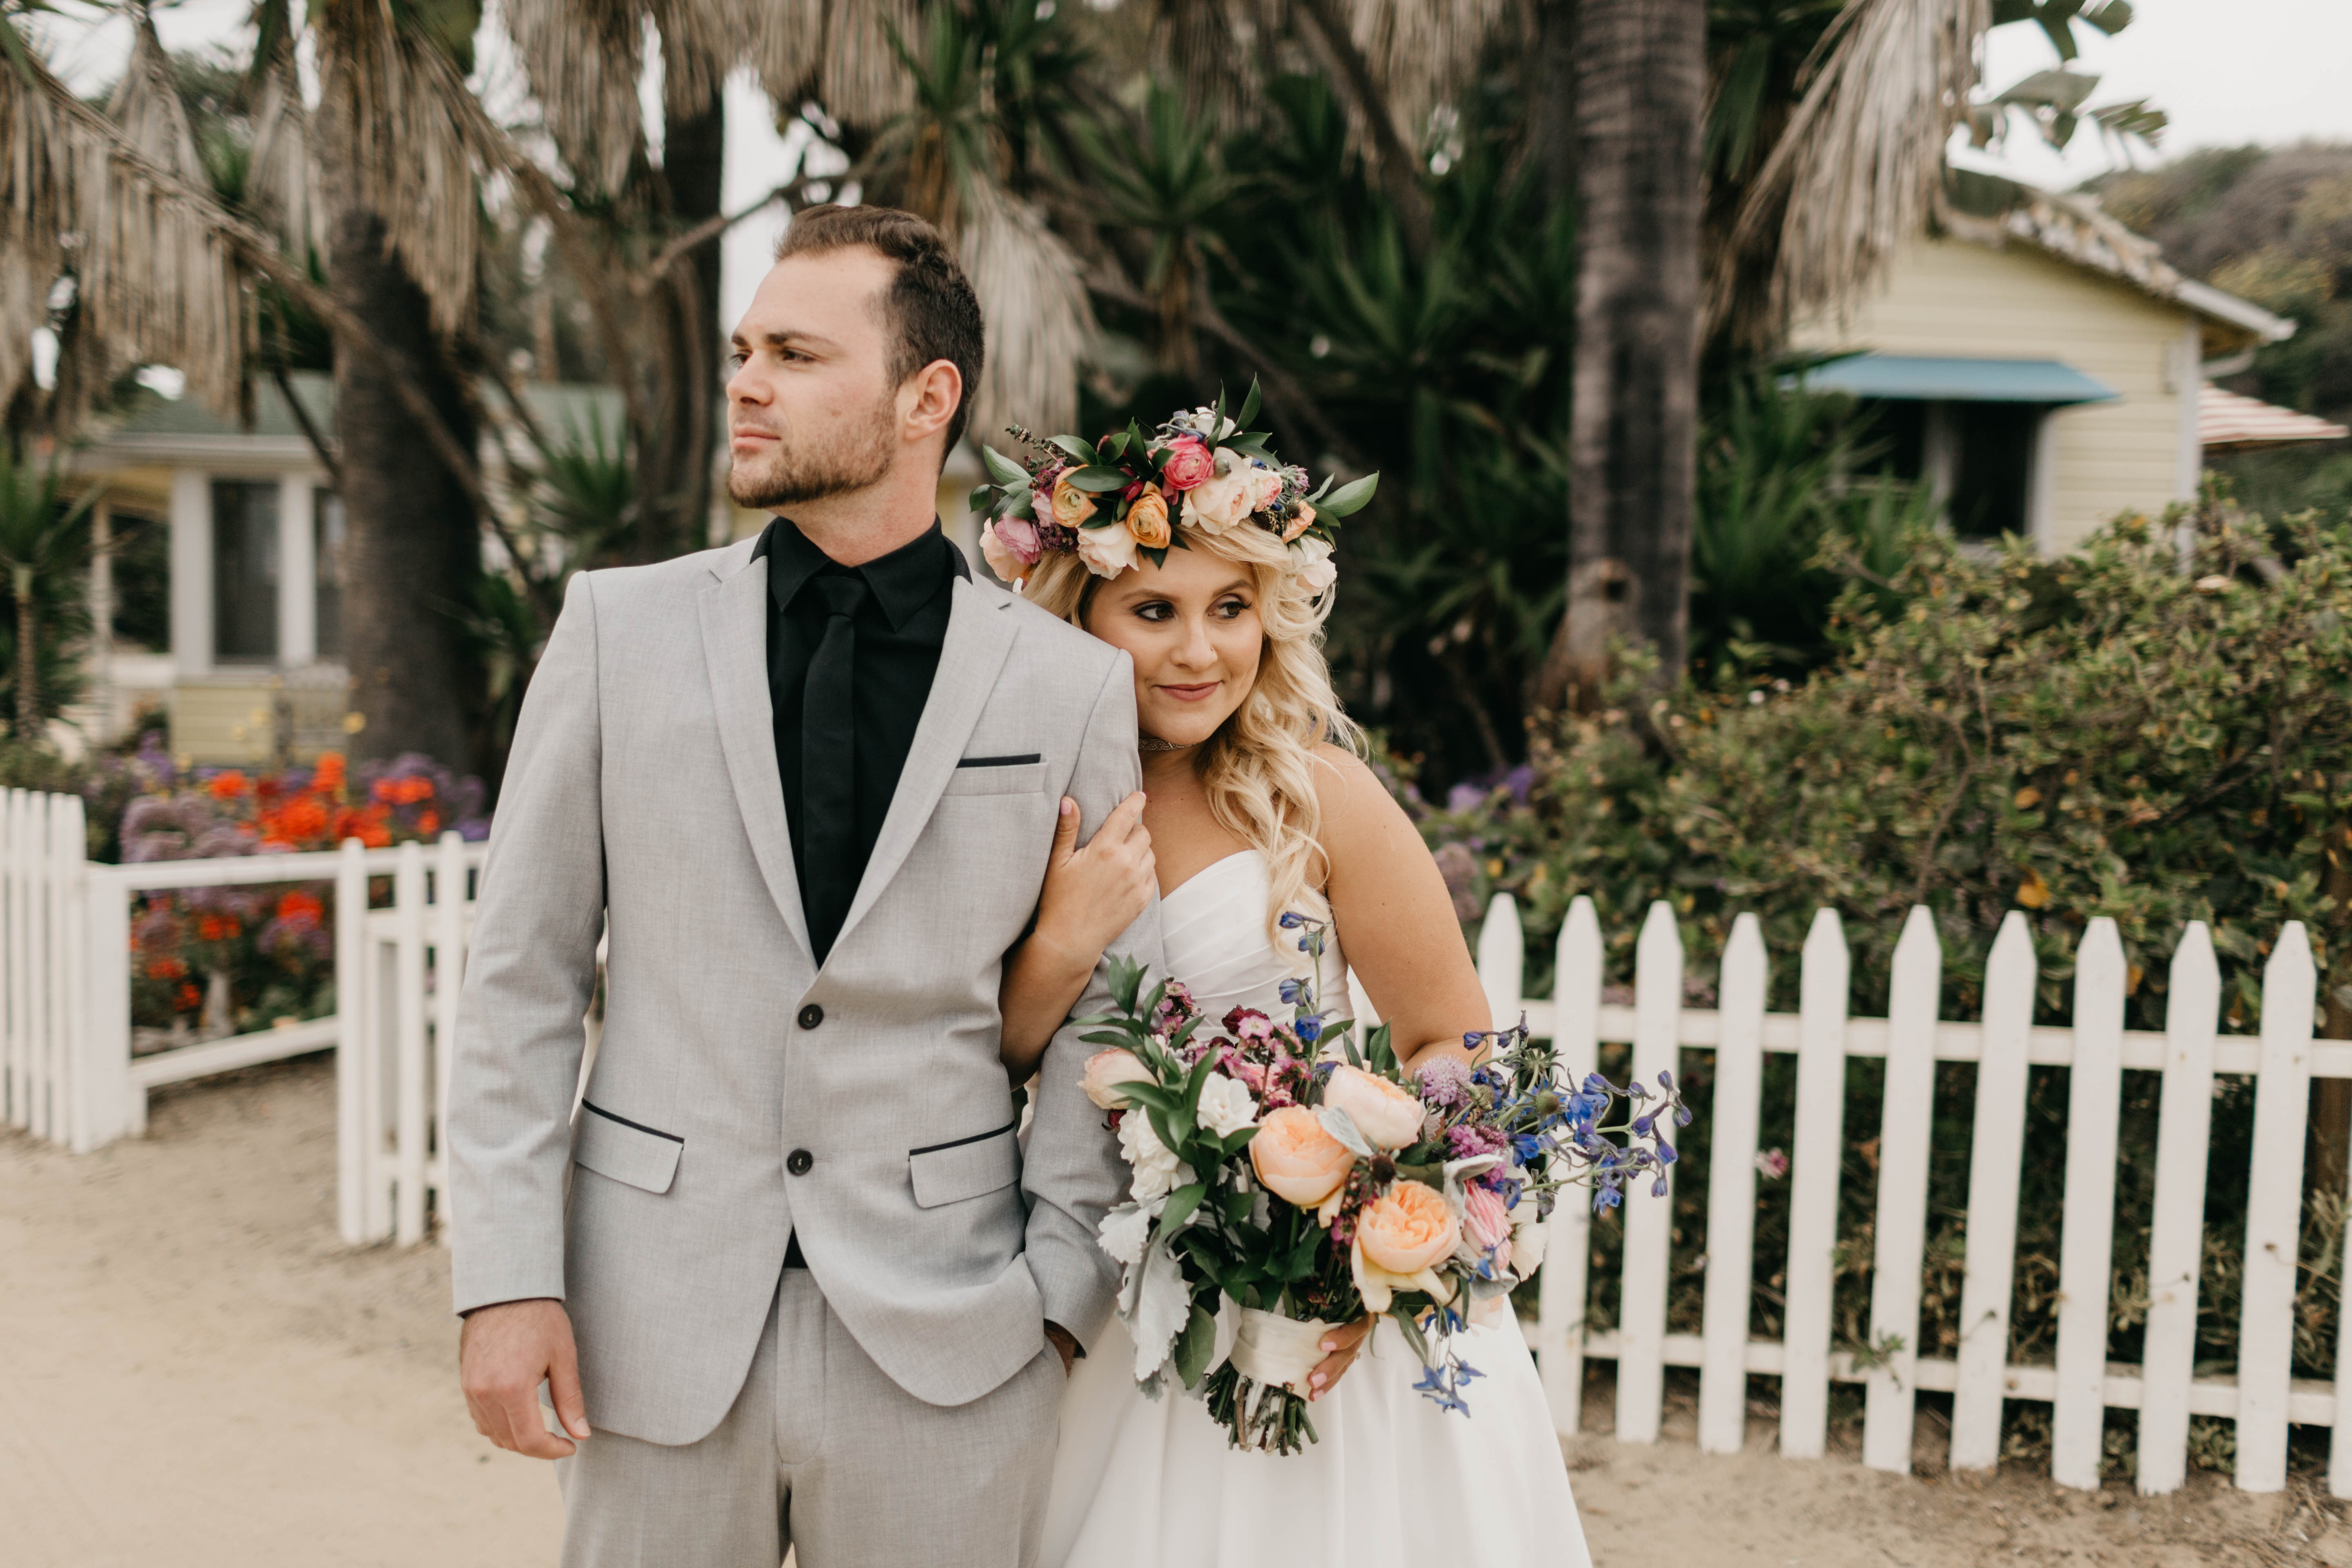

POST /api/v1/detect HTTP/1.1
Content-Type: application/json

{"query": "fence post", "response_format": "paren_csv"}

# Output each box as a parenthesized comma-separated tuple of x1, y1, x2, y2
(51, 795, 87, 1155)
(1616, 900, 1682, 1444)
(2050, 918, 2127, 1488)
(2238, 923, 2316, 1493)
(2140, 922, 2218, 1494)
(432, 831, 468, 1243)
(27, 791, 54, 1140)
(1539, 896, 1603, 1435)
(1477, 892, 1524, 1034)
(4, 788, 24, 1129)
(1780, 908, 1850, 1459)
(1864, 905, 1942, 1473)
(1951, 911, 2037, 1471)
(78, 860, 131, 1152)
(335, 839, 368, 1244)
(1698, 912, 1767, 1454)
(394, 841, 430, 1246)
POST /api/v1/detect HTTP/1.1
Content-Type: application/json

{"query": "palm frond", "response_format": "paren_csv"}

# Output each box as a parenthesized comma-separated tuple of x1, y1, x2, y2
(0, 25, 251, 421)
(1336, 0, 1510, 149)
(749, 0, 829, 107)
(959, 176, 1093, 443)
(314, 2, 487, 337)
(244, 1, 324, 259)
(499, 0, 644, 193)
(821, 0, 923, 127)
(1733, 0, 1991, 332)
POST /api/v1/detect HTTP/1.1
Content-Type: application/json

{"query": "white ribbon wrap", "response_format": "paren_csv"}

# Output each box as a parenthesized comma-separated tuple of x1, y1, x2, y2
(1227, 1306, 1341, 1394)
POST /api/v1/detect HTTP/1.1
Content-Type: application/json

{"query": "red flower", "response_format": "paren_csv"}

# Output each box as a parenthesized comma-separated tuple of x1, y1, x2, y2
(208, 771, 249, 800)
(175, 982, 202, 1011)
(311, 753, 347, 793)
(277, 890, 325, 925)
(147, 957, 188, 982)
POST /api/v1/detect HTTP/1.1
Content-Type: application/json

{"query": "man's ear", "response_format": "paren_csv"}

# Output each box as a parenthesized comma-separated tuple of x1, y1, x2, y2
(902, 359, 964, 445)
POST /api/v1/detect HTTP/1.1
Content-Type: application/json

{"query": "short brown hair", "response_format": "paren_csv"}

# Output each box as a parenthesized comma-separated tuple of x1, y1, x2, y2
(773, 205, 986, 453)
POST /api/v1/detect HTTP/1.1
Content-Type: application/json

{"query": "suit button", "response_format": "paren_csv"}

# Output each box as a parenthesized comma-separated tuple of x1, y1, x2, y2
(797, 1004, 824, 1030)
(787, 1149, 814, 1176)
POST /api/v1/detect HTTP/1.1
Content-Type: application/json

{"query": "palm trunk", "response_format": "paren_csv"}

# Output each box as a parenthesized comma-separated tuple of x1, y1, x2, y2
(629, 75, 726, 564)
(1539, 0, 1706, 710)
(11, 568, 35, 739)
(330, 205, 483, 771)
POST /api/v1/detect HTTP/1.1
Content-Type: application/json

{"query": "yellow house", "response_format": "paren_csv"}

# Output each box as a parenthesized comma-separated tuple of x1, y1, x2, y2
(1789, 175, 2298, 552)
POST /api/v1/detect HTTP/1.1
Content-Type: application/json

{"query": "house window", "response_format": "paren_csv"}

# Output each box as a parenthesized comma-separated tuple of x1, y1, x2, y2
(211, 479, 278, 663)
(1866, 400, 2043, 542)
(109, 510, 171, 653)
(315, 489, 346, 659)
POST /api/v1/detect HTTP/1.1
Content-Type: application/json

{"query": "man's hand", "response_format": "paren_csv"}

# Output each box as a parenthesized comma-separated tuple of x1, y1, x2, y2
(461, 1298, 590, 1459)
(1044, 1321, 1079, 1376)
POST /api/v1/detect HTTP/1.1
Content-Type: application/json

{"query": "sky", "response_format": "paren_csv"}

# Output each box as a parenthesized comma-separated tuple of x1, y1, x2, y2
(37, 0, 2352, 354)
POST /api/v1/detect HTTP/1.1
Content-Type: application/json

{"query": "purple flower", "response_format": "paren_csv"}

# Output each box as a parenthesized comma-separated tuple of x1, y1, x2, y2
(1417, 1056, 1472, 1110)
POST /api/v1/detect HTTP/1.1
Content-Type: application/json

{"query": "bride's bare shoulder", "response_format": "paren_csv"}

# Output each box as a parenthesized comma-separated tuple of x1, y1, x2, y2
(1307, 744, 1417, 856)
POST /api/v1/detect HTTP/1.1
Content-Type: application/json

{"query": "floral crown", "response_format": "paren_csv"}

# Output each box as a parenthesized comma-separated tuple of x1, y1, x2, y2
(969, 381, 1378, 595)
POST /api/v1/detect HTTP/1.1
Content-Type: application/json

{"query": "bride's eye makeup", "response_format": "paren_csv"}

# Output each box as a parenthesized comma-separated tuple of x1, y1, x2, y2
(1132, 599, 1177, 622)
(1213, 595, 1253, 619)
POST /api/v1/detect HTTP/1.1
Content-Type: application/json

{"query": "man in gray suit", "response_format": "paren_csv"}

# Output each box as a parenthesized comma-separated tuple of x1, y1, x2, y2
(450, 205, 1151, 1566)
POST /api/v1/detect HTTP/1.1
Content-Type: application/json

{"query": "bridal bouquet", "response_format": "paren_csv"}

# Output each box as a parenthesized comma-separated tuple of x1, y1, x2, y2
(1079, 926, 1686, 1454)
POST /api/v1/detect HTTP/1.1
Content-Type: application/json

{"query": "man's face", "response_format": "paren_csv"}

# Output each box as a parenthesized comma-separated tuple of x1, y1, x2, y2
(724, 246, 905, 510)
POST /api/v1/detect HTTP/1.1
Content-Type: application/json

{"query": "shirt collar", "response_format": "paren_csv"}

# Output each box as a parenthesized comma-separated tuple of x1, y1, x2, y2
(753, 515, 968, 630)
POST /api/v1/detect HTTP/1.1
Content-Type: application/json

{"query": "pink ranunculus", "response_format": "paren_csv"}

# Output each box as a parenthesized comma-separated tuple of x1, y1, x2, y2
(1158, 437, 1215, 493)
(1082, 1048, 1153, 1109)
(1249, 465, 1285, 512)
(980, 517, 1042, 581)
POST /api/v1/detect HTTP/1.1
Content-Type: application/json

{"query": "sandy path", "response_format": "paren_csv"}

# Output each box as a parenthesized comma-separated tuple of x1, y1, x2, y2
(5, 1058, 2347, 1567)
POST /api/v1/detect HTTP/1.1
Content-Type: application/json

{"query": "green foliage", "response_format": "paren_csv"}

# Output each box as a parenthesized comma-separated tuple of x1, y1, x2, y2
(0, 445, 98, 736)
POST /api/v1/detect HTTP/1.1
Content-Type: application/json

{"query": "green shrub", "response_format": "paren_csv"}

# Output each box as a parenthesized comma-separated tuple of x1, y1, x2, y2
(1416, 496, 2352, 1412)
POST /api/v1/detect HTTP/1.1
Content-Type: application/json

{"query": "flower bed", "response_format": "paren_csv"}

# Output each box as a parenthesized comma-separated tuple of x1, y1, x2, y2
(112, 739, 487, 1049)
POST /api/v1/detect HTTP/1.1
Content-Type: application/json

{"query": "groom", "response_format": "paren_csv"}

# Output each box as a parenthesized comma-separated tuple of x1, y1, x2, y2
(449, 204, 1152, 1566)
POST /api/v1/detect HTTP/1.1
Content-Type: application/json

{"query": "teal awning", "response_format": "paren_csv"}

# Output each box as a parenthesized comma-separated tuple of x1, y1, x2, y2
(1798, 355, 2120, 405)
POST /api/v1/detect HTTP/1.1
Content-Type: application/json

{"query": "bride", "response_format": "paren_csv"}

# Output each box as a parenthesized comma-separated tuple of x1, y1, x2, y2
(983, 483, 1594, 1568)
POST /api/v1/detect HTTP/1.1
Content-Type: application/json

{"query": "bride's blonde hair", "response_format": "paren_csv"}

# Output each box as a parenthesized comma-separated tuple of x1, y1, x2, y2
(1020, 525, 1363, 950)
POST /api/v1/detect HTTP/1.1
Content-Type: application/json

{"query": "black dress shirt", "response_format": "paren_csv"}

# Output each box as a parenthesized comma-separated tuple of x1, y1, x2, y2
(754, 516, 968, 962)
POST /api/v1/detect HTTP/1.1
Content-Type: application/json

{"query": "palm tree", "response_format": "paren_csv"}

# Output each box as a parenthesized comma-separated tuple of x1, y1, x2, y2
(0, 447, 99, 740)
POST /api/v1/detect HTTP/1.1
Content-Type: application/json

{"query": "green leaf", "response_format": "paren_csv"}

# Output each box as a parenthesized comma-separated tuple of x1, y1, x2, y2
(1160, 1182, 1207, 1234)
(1067, 466, 1135, 493)
(1108, 955, 1142, 1015)
(1318, 473, 1380, 518)
(1174, 1303, 1219, 1389)
(967, 483, 996, 516)
(1140, 545, 1169, 570)
(1235, 378, 1262, 431)
(981, 445, 1031, 486)
(1225, 437, 1276, 464)
(1049, 435, 1096, 462)
(1367, 1021, 1399, 1077)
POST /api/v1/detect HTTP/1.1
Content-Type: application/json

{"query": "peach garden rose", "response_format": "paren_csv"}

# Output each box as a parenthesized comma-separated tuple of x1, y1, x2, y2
(1322, 1063, 1425, 1150)
(1248, 1105, 1355, 1207)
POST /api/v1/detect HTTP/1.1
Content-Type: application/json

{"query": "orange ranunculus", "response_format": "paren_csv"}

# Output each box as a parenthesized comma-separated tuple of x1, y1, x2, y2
(1356, 1180, 1458, 1275)
(1248, 1106, 1356, 1209)
(1050, 472, 1098, 529)
(209, 771, 249, 800)
(1124, 485, 1172, 548)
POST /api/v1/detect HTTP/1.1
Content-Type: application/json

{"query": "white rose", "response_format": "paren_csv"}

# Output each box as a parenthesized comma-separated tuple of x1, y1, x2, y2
(1180, 449, 1263, 535)
(1197, 1072, 1260, 1138)
(1290, 535, 1336, 594)
(1074, 520, 1140, 579)
(1120, 1109, 1190, 1202)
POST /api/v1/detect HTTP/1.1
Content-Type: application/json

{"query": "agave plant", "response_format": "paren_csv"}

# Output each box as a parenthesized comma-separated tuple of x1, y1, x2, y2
(0, 445, 99, 740)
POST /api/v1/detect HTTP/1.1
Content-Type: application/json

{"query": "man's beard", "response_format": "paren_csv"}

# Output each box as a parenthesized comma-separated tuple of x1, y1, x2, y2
(727, 395, 897, 510)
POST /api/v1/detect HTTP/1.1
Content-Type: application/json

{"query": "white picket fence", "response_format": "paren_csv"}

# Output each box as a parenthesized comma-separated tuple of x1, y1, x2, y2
(0, 789, 483, 1247)
(1474, 891, 2348, 1497)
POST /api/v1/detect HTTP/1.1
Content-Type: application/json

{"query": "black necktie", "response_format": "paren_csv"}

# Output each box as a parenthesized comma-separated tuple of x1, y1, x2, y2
(802, 572, 868, 960)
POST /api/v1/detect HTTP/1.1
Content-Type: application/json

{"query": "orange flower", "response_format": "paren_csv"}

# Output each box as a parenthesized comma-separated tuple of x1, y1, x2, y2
(146, 958, 188, 981)
(311, 753, 347, 792)
(208, 771, 249, 800)
(176, 983, 202, 1011)
(417, 810, 441, 837)
(281, 797, 330, 840)
(277, 890, 325, 924)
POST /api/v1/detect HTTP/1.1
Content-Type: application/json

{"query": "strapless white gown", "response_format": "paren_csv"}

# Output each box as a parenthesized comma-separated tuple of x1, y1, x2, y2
(1039, 851, 1593, 1568)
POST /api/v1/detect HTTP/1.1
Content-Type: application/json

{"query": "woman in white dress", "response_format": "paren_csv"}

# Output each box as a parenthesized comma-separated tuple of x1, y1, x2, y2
(987, 500, 1594, 1568)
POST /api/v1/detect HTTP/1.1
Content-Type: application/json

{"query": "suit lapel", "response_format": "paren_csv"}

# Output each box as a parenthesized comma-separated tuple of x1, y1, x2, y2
(829, 576, 1018, 955)
(697, 544, 815, 964)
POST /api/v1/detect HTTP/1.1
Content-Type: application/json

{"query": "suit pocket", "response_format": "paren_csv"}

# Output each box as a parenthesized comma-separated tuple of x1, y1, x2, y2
(573, 1102, 684, 1194)
(943, 760, 1047, 797)
(908, 1120, 1022, 1208)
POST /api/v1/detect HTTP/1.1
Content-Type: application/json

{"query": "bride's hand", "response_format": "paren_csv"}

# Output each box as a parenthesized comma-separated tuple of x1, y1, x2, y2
(1307, 1314, 1378, 1401)
(1031, 791, 1155, 965)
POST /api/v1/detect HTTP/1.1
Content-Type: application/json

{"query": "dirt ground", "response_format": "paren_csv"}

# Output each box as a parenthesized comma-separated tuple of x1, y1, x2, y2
(4, 1058, 2347, 1568)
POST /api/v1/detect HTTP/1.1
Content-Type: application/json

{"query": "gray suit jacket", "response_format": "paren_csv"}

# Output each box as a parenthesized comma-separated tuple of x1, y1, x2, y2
(449, 534, 1152, 1446)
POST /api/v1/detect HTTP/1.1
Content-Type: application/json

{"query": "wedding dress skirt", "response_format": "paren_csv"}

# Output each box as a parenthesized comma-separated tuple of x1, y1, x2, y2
(1039, 852, 1593, 1568)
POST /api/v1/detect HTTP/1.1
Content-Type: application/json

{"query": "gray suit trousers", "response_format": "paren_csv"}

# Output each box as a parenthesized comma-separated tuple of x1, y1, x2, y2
(556, 1269, 1066, 1567)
